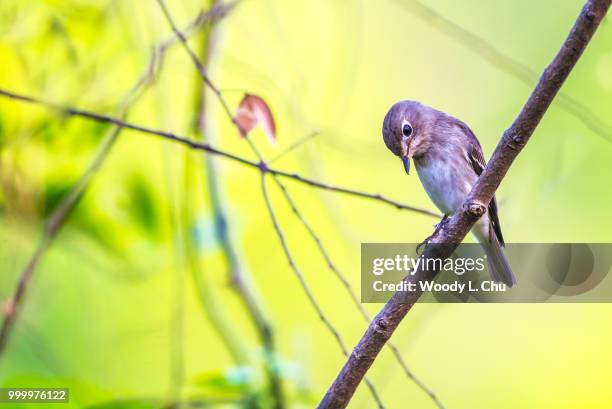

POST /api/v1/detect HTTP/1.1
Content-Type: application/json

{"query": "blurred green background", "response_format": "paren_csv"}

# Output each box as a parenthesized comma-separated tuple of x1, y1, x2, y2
(1, 0, 611, 408)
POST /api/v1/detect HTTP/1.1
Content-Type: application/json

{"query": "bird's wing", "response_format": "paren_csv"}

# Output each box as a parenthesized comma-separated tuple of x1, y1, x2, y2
(457, 121, 505, 246)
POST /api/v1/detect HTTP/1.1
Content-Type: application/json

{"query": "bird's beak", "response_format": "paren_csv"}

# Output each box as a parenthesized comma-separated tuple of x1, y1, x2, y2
(400, 136, 411, 174)
(402, 156, 410, 174)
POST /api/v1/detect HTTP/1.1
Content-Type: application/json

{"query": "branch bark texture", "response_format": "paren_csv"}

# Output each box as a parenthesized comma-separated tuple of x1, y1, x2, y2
(317, 0, 611, 407)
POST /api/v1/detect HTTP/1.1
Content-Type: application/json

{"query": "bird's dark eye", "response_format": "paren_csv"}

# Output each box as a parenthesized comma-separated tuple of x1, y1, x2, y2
(402, 123, 413, 137)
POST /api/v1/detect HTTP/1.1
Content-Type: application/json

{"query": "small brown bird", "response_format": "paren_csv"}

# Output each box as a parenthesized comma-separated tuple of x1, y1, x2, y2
(382, 100, 516, 287)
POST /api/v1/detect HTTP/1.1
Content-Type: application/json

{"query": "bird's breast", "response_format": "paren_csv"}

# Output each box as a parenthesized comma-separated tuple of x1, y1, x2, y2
(414, 156, 475, 215)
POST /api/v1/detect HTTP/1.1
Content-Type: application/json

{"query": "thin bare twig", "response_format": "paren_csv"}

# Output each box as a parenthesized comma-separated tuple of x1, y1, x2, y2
(274, 181, 445, 409)
(396, 0, 612, 141)
(0, 88, 439, 218)
(260, 174, 385, 409)
(243, 125, 390, 407)
(249, 132, 395, 406)
(155, 0, 242, 132)
(269, 131, 320, 164)
(318, 1, 611, 407)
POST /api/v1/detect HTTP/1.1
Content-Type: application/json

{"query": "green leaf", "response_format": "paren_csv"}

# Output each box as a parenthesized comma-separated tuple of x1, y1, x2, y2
(43, 178, 76, 218)
(127, 174, 159, 237)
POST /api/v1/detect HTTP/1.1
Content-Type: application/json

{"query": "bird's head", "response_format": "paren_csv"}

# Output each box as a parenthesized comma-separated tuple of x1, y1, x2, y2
(382, 100, 435, 174)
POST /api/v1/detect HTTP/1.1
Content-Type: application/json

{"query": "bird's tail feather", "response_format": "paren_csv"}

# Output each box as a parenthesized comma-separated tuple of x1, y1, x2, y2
(482, 235, 516, 287)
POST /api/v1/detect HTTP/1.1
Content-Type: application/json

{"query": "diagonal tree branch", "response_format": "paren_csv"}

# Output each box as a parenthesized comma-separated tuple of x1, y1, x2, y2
(396, 0, 612, 141)
(318, 0, 611, 407)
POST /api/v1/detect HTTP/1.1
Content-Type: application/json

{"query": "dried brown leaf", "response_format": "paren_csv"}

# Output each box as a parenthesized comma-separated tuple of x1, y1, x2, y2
(235, 94, 276, 144)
